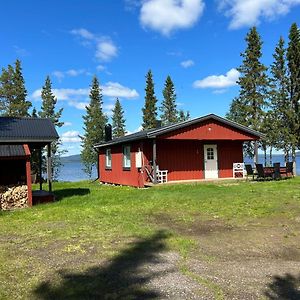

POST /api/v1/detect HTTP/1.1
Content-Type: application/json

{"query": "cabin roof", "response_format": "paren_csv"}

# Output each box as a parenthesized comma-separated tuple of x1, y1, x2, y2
(0, 144, 26, 158)
(94, 113, 264, 149)
(0, 117, 59, 144)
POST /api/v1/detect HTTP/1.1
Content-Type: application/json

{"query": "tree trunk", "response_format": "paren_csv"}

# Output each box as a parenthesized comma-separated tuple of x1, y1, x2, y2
(269, 146, 273, 166)
(254, 141, 259, 164)
(292, 146, 297, 176)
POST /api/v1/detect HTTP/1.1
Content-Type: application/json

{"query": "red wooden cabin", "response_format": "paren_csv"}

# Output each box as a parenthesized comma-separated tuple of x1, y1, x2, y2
(94, 114, 263, 187)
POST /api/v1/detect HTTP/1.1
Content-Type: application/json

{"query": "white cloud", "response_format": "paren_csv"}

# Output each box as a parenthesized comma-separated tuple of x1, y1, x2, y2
(218, 0, 300, 29)
(68, 101, 89, 110)
(181, 59, 195, 68)
(70, 28, 95, 40)
(102, 82, 139, 98)
(193, 68, 240, 89)
(63, 122, 72, 127)
(140, 0, 205, 36)
(61, 131, 81, 143)
(103, 103, 115, 117)
(71, 28, 118, 62)
(32, 82, 138, 110)
(126, 126, 143, 135)
(96, 40, 118, 62)
(96, 65, 106, 71)
(52, 69, 88, 81)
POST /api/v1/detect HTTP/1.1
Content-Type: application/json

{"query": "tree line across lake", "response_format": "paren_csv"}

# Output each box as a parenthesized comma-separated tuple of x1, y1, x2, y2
(1, 22, 299, 178)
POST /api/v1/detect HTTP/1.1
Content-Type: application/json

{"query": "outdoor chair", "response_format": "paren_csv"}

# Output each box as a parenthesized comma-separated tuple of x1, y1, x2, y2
(255, 163, 272, 181)
(273, 162, 281, 180)
(286, 162, 294, 178)
(245, 164, 257, 180)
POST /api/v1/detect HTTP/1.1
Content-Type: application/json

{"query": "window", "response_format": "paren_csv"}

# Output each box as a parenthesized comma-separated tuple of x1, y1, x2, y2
(206, 147, 214, 160)
(105, 149, 112, 169)
(123, 145, 131, 169)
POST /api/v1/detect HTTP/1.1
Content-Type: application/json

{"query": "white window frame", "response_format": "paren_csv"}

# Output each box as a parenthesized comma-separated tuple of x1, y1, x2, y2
(105, 148, 112, 169)
(123, 145, 131, 169)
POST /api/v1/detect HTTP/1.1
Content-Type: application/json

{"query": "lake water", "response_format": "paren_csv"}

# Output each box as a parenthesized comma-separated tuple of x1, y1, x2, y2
(57, 154, 300, 182)
(58, 160, 97, 182)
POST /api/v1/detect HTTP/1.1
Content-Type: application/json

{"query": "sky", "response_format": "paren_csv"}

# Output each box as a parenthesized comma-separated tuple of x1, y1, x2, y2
(1, 0, 300, 155)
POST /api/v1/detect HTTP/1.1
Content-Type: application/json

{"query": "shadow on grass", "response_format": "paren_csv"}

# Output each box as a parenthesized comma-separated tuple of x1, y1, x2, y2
(265, 273, 300, 300)
(34, 230, 170, 299)
(54, 188, 90, 201)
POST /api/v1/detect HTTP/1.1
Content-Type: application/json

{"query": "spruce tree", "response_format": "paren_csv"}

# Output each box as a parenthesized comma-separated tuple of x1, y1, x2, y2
(178, 110, 190, 122)
(39, 76, 64, 180)
(11, 59, 31, 116)
(0, 60, 31, 117)
(287, 22, 300, 167)
(269, 37, 294, 163)
(142, 70, 157, 129)
(112, 98, 126, 137)
(227, 27, 268, 161)
(81, 76, 107, 178)
(0, 65, 14, 115)
(160, 75, 178, 125)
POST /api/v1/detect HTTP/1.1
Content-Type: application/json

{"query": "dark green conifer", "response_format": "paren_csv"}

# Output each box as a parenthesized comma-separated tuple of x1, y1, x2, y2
(227, 27, 268, 161)
(112, 98, 126, 137)
(160, 75, 178, 125)
(287, 22, 300, 166)
(81, 76, 107, 178)
(142, 70, 157, 129)
(39, 76, 64, 179)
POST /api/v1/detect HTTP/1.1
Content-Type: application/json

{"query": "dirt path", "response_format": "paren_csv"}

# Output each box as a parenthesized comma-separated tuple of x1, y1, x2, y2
(147, 215, 300, 299)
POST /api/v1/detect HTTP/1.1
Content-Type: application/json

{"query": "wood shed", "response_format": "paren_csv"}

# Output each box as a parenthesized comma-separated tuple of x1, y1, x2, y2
(0, 117, 59, 209)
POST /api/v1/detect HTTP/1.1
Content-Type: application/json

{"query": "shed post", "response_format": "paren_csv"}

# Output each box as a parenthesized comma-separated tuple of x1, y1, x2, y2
(152, 138, 157, 184)
(47, 143, 52, 192)
(39, 147, 43, 190)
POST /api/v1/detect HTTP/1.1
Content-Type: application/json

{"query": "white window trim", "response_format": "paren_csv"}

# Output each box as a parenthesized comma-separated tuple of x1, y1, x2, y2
(123, 145, 131, 169)
(105, 148, 112, 169)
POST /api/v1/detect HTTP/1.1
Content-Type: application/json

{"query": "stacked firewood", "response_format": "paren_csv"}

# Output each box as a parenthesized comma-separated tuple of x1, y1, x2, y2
(0, 185, 28, 210)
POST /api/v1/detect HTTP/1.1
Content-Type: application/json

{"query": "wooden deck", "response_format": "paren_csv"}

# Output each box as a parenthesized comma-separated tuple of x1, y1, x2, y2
(144, 177, 245, 187)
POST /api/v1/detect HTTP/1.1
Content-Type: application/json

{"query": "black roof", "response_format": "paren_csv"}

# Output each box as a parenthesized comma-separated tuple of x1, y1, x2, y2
(0, 145, 26, 157)
(94, 114, 264, 149)
(0, 117, 59, 144)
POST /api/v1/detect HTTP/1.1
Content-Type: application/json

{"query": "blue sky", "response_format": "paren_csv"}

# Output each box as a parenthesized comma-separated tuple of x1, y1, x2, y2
(1, 0, 300, 155)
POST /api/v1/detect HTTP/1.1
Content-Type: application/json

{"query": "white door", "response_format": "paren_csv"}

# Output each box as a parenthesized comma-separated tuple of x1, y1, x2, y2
(204, 144, 218, 179)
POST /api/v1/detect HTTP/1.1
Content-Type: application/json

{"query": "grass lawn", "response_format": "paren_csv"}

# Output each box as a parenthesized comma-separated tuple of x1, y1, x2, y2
(1, 178, 300, 299)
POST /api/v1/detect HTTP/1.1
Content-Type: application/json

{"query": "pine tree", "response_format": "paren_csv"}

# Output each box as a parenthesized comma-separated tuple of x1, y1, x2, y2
(142, 70, 158, 129)
(112, 98, 126, 137)
(39, 76, 63, 126)
(11, 59, 31, 116)
(178, 110, 190, 122)
(32, 107, 38, 118)
(81, 76, 107, 178)
(0, 65, 14, 115)
(0, 60, 31, 116)
(269, 37, 294, 163)
(39, 76, 64, 180)
(160, 75, 178, 125)
(287, 22, 300, 167)
(227, 27, 268, 161)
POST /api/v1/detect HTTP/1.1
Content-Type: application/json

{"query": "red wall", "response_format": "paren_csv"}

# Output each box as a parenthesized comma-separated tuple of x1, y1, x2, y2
(99, 141, 144, 187)
(156, 140, 204, 181)
(218, 141, 243, 178)
(160, 120, 257, 141)
(99, 139, 244, 186)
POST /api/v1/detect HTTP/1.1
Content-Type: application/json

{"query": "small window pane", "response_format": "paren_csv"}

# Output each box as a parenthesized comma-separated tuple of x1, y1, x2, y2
(123, 146, 131, 168)
(106, 149, 111, 168)
(207, 148, 214, 160)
